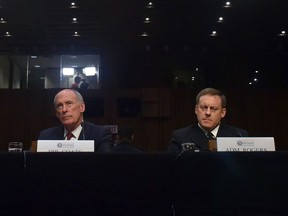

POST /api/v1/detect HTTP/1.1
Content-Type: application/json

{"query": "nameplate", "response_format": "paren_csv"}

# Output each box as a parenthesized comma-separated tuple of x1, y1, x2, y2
(37, 140, 94, 152)
(217, 137, 275, 152)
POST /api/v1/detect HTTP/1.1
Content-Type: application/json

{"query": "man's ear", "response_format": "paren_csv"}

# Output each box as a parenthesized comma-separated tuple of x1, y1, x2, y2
(195, 105, 198, 115)
(80, 103, 85, 113)
(221, 108, 226, 118)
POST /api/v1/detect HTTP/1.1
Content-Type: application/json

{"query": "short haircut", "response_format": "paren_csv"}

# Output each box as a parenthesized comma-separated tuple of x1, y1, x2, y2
(118, 125, 134, 139)
(196, 88, 226, 108)
(74, 76, 81, 83)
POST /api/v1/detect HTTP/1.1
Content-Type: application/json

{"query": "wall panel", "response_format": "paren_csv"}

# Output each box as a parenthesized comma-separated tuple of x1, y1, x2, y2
(0, 88, 286, 151)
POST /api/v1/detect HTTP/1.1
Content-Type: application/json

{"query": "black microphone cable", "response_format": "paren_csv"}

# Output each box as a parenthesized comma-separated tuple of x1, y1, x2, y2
(170, 145, 200, 216)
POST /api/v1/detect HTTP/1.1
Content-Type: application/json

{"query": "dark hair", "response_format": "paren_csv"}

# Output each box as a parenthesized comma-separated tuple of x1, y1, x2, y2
(118, 125, 134, 139)
(196, 88, 226, 108)
(74, 76, 81, 83)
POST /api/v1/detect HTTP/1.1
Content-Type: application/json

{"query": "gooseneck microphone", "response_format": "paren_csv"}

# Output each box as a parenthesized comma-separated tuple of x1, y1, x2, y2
(236, 131, 243, 137)
(172, 142, 200, 165)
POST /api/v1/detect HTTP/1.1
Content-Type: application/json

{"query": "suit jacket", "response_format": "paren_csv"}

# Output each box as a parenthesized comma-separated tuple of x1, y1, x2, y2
(38, 121, 113, 152)
(168, 123, 249, 152)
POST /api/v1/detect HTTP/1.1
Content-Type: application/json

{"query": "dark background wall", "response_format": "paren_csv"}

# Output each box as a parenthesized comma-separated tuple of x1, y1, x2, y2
(0, 87, 285, 152)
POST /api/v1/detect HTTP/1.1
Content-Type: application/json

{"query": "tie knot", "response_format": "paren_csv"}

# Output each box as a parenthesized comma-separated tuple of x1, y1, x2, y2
(66, 132, 74, 140)
(207, 132, 215, 140)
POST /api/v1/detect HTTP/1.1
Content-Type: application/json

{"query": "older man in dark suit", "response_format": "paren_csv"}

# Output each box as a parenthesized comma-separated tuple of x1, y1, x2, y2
(38, 89, 112, 152)
(169, 88, 249, 152)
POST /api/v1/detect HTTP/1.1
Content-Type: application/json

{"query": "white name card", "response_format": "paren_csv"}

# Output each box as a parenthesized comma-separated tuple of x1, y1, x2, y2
(217, 137, 275, 152)
(36, 140, 94, 152)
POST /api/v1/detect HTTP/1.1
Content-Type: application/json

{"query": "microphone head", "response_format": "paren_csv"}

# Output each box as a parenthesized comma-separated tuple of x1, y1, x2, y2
(181, 143, 199, 152)
(236, 131, 242, 137)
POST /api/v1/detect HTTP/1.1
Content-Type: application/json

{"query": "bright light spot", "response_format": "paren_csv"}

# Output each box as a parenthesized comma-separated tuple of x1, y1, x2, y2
(83, 67, 97, 76)
(63, 68, 75, 76)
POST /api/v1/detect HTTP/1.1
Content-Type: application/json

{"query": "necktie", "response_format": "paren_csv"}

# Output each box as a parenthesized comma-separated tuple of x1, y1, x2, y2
(207, 132, 216, 140)
(66, 132, 74, 140)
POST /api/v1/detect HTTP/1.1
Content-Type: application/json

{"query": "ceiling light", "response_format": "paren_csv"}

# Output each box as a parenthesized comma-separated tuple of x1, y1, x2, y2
(224, 2, 231, 8)
(141, 32, 150, 37)
(146, 2, 154, 8)
(5, 31, 11, 36)
(279, 30, 286, 36)
(144, 17, 151, 23)
(70, 2, 77, 8)
(0, 18, 6, 23)
(83, 67, 97, 76)
(72, 18, 77, 23)
(63, 68, 75, 76)
(210, 31, 217, 36)
(218, 17, 223, 22)
(73, 31, 80, 36)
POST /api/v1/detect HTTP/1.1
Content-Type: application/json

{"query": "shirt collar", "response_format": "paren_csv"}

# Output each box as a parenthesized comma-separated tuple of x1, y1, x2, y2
(198, 123, 220, 138)
(64, 124, 83, 140)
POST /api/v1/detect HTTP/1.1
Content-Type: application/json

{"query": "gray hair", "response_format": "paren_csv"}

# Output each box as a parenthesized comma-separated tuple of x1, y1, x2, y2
(54, 89, 84, 106)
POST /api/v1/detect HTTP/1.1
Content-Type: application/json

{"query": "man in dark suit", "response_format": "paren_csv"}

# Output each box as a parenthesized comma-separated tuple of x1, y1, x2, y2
(112, 125, 142, 152)
(169, 88, 249, 152)
(38, 89, 112, 152)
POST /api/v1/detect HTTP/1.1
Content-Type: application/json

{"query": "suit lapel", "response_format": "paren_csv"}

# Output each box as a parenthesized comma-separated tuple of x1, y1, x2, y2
(217, 124, 228, 137)
(55, 126, 65, 139)
(190, 125, 208, 149)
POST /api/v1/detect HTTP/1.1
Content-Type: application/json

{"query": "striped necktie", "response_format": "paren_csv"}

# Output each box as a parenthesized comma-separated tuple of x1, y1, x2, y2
(66, 132, 74, 140)
(207, 132, 216, 140)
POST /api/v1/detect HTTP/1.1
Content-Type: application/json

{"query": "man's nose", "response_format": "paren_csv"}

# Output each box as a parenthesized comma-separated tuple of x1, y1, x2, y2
(205, 108, 211, 115)
(62, 104, 68, 112)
